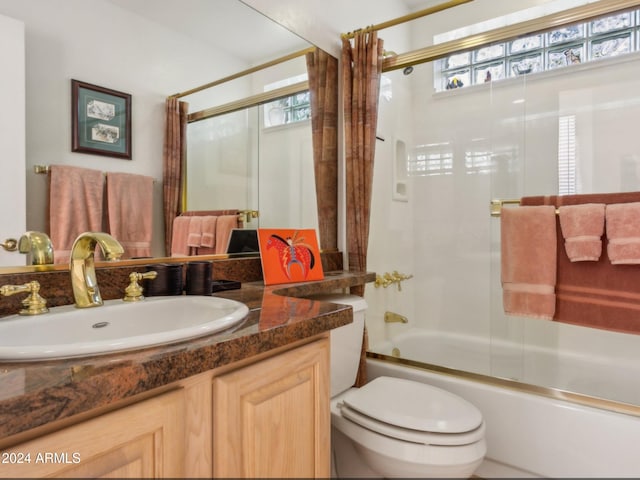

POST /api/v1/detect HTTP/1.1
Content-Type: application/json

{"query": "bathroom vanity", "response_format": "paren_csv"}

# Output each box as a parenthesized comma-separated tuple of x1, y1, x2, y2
(0, 271, 373, 478)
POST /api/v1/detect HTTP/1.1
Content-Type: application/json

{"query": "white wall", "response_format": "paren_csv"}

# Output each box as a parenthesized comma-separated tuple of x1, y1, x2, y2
(0, 14, 26, 266)
(0, 0, 247, 257)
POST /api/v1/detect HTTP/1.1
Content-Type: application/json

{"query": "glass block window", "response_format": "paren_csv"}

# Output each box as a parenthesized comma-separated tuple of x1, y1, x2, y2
(590, 12, 632, 35)
(547, 25, 584, 45)
(445, 52, 471, 69)
(437, 8, 640, 92)
(263, 92, 311, 127)
(263, 74, 311, 128)
(510, 34, 543, 54)
(591, 33, 632, 59)
(474, 44, 505, 62)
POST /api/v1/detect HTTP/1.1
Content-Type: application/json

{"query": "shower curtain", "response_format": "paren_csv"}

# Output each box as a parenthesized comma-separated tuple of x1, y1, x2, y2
(162, 97, 189, 256)
(342, 30, 384, 385)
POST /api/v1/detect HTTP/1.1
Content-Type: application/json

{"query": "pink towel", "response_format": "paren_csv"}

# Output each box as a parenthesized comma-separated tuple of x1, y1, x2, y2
(49, 165, 104, 264)
(605, 202, 640, 264)
(200, 216, 218, 248)
(106, 172, 154, 259)
(501, 206, 557, 319)
(187, 216, 203, 248)
(558, 203, 605, 262)
(171, 216, 191, 257)
(215, 215, 239, 254)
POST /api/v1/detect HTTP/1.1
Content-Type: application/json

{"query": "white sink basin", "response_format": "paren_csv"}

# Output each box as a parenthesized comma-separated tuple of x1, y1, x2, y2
(0, 296, 249, 361)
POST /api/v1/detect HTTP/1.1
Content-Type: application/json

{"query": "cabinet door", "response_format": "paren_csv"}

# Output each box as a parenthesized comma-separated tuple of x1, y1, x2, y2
(213, 338, 330, 478)
(0, 389, 184, 478)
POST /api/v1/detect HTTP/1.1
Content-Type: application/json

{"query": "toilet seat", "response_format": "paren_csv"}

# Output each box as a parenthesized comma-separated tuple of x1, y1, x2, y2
(340, 376, 485, 446)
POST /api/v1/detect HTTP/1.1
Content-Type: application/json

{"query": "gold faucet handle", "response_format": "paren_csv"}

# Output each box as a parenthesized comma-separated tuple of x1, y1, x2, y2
(0, 281, 48, 315)
(124, 271, 158, 302)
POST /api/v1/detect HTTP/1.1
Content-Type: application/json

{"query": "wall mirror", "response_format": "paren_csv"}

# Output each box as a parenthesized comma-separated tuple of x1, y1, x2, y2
(0, 0, 335, 272)
(181, 52, 319, 234)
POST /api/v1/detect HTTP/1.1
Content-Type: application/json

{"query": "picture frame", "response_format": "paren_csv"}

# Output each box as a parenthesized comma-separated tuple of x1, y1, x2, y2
(257, 228, 324, 285)
(71, 79, 132, 159)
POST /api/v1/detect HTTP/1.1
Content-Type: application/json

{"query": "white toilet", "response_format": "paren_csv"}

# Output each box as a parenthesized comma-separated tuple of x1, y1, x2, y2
(311, 294, 486, 478)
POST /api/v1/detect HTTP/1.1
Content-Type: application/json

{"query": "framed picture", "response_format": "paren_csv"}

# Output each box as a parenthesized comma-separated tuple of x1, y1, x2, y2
(258, 228, 324, 285)
(71, 79, 131, 159)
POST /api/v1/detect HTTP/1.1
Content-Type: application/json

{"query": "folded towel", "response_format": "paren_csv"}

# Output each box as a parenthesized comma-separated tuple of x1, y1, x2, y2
(558, 203, 605, 262)
(106, 172, 154, 259)
(501, 205, 557, 319)
(605, 202, 640, 264)
(215, 215, 239, 254)
(200, 216, 218, 248)
(187, 216, 203, 248)
(171, 216, 191, 257)
(49, 165, 105, 264)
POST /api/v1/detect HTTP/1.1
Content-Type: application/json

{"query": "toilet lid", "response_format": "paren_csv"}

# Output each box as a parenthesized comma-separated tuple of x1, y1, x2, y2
(341, 376, 483, 434)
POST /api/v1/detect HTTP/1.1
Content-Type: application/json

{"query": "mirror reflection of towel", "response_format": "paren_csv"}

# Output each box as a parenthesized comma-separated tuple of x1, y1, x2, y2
(200, 216, 218, 248)
(171, 216, 191, 257)
(106, 172, 154, 259)
(49, 165, 104, 264)
(215, 215, 239, 254)
(187, 216, 203, 248)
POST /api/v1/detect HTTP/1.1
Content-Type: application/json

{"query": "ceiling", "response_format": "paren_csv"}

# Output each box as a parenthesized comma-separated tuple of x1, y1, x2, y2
(106, 0, 447, 65)
(106, 0, 311, 65)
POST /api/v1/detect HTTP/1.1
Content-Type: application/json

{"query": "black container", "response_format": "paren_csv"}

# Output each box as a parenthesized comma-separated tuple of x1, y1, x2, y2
(144, 263, 184, 296)
(185, 261, 213, 295)
(211, 279, 241, 293)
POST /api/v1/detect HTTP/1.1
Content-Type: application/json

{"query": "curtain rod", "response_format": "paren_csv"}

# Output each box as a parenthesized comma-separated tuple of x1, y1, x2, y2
(169, 46, 316, 99)
(341, 0, 474, 40)
(382, 0, 640, 72)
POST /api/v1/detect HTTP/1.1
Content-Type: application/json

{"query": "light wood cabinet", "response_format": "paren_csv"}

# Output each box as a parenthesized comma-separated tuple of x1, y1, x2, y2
(0, 389, 184, 478)
(212, 338, 330, 478)
(1, 336, 330, 479)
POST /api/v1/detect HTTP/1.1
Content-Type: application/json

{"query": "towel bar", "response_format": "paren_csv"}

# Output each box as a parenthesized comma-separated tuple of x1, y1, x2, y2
(491, 199, 559, 217)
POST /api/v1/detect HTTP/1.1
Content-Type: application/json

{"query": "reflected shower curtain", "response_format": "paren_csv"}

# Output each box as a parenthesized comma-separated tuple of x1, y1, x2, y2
(306, 48, 339, 251)
(342, 31, 384, 385)
(162, 97, 189, 256)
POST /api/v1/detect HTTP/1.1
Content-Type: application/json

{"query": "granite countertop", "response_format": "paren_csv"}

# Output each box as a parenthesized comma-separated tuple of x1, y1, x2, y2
(0, 270, 374, 442)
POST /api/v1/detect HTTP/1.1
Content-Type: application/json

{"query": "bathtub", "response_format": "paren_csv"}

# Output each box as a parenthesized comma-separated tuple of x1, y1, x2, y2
(373, 328, 640, 406)
(368, 330, 640, 478)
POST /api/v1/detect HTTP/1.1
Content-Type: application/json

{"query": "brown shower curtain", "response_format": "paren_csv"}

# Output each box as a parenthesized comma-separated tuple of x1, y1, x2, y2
(342, 31, 384, 386)
(162, 97, 189, 256)
(306, 48, 339, 251)
(342, 31, 384, 295)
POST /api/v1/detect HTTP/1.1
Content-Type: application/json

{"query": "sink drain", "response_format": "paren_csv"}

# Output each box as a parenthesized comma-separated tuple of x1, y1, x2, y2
(92, 321, 109, 329)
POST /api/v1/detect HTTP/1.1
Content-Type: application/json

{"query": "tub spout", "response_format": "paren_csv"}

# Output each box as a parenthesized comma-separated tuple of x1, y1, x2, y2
(70, 232, 124, 308)
(384, 311, 408, 323)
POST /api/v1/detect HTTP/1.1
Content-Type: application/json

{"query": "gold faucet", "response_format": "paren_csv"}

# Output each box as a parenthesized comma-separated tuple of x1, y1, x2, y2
(18, 231, 54, 265)
(384, 311, 408, 323)
(0, 280, 48, 315)
(70, 232, 124, 308)
(374, 271, 414, 291)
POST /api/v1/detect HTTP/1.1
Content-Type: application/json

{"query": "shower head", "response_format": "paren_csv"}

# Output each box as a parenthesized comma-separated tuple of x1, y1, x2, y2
(403, 66, 414, 75)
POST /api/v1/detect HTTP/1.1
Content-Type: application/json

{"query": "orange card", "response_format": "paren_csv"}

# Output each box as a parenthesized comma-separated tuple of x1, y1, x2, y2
(258, 229, 324, 285)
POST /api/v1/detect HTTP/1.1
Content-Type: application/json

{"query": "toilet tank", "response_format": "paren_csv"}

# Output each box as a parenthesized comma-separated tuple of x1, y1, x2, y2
(307, 294, 367, 397)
